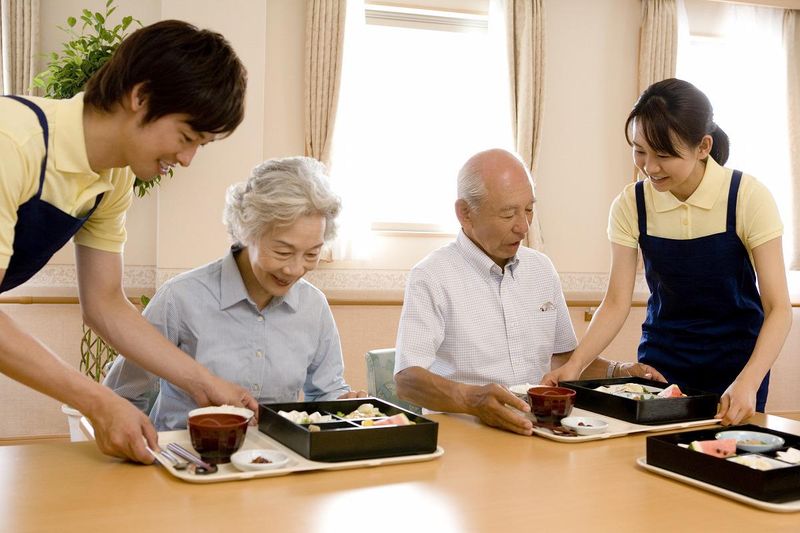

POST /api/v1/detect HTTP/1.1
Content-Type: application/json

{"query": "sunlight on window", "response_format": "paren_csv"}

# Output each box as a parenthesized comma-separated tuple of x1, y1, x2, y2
(677, 5, 794, 267)
(331, 3, 512, 258)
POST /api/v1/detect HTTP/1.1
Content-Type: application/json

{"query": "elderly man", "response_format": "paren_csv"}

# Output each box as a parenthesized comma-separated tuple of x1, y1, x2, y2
(394, 149, 661, 435)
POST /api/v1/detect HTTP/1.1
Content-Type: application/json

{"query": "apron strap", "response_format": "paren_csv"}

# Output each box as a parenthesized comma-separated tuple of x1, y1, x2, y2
(635, 180, 647, 237)
(726, 170, 743, 233)
(3, 96, 48, 197)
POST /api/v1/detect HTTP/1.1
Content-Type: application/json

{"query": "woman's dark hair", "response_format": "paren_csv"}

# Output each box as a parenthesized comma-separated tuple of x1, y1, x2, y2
(624, 78, 729, 165)
(84, 20, 247, 136)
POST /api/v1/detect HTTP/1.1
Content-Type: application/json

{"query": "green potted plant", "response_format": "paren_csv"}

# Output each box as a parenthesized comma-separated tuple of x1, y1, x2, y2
(33, 0, 167, 198)
(34, 2, 160, 383)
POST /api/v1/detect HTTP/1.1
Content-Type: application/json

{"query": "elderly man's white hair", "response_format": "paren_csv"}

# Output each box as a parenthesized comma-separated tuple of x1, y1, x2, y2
(223, 156, 341, 247)
(456, 148, 533, 211)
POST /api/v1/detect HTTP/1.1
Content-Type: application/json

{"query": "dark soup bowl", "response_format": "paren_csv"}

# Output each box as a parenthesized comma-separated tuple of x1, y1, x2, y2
(187, 406, 254, 465)
(527, 386, 576, 426)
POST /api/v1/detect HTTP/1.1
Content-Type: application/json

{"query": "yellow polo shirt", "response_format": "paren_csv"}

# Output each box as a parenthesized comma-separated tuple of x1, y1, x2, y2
(0, 93, 134, 269)
(608, 157, 783, 265)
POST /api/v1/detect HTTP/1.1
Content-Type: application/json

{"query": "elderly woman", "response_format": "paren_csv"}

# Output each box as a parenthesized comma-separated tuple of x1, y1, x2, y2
(104, 156, 365, 430)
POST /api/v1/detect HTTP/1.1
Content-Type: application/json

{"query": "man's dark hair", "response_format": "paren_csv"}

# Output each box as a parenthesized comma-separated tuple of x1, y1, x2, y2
(84, 19, 247, 136)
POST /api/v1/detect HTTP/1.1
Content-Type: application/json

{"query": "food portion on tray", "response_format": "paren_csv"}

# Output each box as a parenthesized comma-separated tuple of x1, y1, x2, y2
(646, 424, 800, 502)
(260, 398, 438, 462)
(277, 402, 416, 430)
(593, 382, 685, 401)
(560, 377, 719, 425)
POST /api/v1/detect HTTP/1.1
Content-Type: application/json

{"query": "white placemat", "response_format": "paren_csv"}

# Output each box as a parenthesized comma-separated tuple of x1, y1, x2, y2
(528, 407, 720, 442)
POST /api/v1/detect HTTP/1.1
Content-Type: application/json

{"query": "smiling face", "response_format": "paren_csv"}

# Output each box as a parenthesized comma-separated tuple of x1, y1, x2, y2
(125, 113, 217, 180)
(631, 119, 712, 202)
(120, 85, 218, 180)
(457, 153, 534, 267)
(237, 214, 326, 308)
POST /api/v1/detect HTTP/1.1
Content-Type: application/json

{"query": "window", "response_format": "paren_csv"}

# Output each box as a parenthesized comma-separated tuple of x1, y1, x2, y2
(677, 2, 794, 266)
(331, 2, 513, 254)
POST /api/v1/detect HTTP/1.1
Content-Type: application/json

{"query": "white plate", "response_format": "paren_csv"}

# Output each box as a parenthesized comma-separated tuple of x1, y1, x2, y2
(560, 416, 609, 435)
(508, 384, 534, 400)
(715, 430, 785, 453)
(231, 449, 290, 471)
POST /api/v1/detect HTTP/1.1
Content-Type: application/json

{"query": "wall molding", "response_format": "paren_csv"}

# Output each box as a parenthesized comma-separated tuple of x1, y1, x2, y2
(7, 265, 652, 299)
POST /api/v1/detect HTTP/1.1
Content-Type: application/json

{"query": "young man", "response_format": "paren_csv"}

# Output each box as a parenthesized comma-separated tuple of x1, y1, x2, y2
(0, 20, 256, 463)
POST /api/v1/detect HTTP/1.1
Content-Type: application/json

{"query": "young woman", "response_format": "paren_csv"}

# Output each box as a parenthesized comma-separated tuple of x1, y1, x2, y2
(543, 78, 792, 425)
(105, 157, 366, 430)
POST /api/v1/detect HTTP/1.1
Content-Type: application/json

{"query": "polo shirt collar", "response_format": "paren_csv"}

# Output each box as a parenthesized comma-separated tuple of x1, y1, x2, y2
(52, 93, 100, 178)
(219, 248, 300, 312)
(220, 249, 251, 310)
(648, 156, 725, 213)
(456, 230, 519, 277)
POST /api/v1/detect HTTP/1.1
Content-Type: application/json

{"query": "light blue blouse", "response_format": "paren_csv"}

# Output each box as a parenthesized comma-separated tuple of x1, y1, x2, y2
(104, 249, 350, 430)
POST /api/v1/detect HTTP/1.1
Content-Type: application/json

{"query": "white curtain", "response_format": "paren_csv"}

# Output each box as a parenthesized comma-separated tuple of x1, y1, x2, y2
(784, 10, 800, 269)
(638, 0, 678, 94)
(0, 0, 39, 95)
(678, 2, 790, 269)
(495, 0, 545, 251)
(305, 0, 346, 170)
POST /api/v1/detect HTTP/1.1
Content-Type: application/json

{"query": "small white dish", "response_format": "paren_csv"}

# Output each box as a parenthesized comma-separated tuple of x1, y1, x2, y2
(560, 416, 609, 436)
(230, 449, 290, 472)
(715, 430, 785, 453)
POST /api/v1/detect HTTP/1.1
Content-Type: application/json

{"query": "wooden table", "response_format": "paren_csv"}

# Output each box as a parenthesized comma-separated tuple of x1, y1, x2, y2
(1, 413, 798, 532)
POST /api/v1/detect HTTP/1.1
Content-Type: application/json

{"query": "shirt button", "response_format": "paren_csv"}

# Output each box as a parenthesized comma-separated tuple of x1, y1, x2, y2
(682, 219, 688, 225)
(250, 383, 260, 393)
(257, 316, 264, 322)
(256, 350, 263, 358)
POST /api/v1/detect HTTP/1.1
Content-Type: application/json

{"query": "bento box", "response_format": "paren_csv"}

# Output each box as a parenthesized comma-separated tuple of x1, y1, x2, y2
(258, 398, 438, 462)
(645, 424, 800, 503)
(560, 377, 719, 425)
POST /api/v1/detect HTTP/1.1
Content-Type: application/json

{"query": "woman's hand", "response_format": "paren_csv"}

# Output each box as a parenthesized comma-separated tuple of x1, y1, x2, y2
(338, 390, 368, 399)
(716, 380, 757, 425)
(616, 362, 666, 382)
(540, 360, 582, 386)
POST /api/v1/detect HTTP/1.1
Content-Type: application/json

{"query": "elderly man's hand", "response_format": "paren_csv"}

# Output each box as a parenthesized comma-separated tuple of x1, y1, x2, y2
(464, 383, 533, 435)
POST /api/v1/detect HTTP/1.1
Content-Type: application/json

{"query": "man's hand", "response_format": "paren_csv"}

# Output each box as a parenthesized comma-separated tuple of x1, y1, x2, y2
(85, 394, 159, 464)
(338, 390, 369, 399)
(716, 380, 757, 425)
(193, 374, 259, 418)
(464, 383, 533, 435)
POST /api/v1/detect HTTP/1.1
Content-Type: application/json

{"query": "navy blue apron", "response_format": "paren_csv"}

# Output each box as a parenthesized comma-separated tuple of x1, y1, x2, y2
(635, 170, 769, 411)
(0, 96, 104, 293)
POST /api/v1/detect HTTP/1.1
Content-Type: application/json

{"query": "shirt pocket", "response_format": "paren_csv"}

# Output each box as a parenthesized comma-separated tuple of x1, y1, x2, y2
(525, 309, 557, 375)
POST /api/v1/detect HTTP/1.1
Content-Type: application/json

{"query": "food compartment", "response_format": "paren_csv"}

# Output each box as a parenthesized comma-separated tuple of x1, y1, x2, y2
(646, 424, 800, 502)
(259, 398, 438, 462)
(560, 377, 719, 424)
